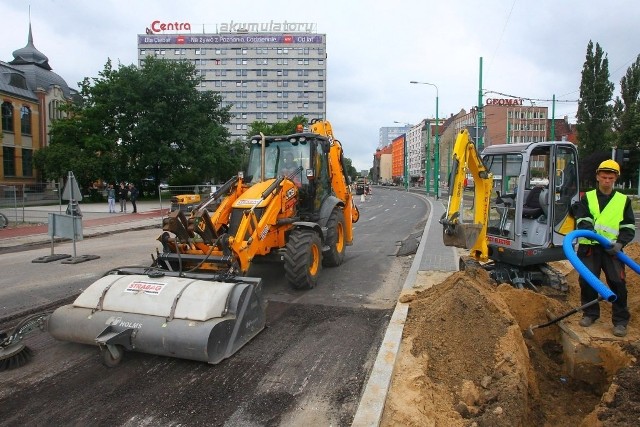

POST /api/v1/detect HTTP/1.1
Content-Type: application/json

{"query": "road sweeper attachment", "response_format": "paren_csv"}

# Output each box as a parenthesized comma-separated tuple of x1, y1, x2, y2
(0, 267, 266, 369)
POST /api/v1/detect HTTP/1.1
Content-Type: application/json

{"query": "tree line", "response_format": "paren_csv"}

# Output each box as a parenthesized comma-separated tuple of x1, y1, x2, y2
(34, 56, 358, 195)
(577, 41, 640, 188)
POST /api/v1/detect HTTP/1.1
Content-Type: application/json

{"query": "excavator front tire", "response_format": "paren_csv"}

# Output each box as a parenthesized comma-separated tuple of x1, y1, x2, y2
(284, 229, 322, 290)
(323, 208, 346, 267)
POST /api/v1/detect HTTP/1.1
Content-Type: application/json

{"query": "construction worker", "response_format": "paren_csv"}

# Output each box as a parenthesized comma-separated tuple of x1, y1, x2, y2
(574, 159, 636, 337)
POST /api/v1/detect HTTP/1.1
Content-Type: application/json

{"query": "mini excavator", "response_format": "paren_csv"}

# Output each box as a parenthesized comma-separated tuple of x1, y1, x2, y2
(440, 129, 580, 291)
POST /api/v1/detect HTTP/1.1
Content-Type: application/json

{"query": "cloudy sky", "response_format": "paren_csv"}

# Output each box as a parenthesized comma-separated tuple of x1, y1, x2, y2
(2, 1, 639, 172)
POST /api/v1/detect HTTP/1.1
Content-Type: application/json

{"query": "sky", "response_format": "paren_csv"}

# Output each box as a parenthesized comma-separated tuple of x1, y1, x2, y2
(2, 1, 639, 172)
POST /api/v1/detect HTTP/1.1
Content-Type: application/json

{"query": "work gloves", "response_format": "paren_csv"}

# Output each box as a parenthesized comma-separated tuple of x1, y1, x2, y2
(605, 241, 623, 255)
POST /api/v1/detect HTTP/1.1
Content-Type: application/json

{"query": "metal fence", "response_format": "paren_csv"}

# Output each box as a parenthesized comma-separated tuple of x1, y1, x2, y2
(0, 182, 62, 226)
(0, 183, 221, 228)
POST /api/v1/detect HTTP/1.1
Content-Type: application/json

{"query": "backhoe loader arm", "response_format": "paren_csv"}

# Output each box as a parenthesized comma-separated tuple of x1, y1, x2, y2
(309, 119, 359, 234)
(440, 129, 493, 261)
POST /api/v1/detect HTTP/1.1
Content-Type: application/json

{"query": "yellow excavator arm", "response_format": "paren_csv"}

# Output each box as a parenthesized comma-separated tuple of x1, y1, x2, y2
(440, 129, 493, 261)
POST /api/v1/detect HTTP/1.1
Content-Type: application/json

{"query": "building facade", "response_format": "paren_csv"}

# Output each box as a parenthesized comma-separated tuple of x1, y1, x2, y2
(137, 22, 327, 140)
(1, 24, 75, 186)
(391, 134, 406, 183)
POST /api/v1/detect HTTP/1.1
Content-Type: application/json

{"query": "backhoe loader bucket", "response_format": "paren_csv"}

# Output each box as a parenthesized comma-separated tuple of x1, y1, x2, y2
(442, 222, 483, 249)
(47, 267, 265, 366)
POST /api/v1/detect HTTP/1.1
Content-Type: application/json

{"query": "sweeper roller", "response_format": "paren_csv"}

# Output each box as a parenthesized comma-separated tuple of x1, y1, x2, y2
(47, 267, 266, 366)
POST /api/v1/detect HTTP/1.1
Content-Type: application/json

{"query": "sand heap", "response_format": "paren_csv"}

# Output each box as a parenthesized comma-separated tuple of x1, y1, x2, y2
(383, 243, 640, 427)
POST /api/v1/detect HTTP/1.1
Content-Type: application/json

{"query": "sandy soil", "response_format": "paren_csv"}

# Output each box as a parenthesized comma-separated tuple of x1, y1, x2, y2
(383, 243, 640, 427)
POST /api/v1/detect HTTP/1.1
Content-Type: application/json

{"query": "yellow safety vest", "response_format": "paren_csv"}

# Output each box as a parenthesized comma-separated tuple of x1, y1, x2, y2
(578, 190, 626, 245)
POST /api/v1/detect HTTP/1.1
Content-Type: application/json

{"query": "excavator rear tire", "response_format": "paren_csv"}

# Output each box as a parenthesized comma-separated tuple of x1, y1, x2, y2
(322, 208, 346, 267)
(284, 229, 322, 290)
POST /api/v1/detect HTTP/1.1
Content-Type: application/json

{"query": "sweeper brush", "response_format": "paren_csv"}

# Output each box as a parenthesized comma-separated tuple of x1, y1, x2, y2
(0, 313, 49, 371)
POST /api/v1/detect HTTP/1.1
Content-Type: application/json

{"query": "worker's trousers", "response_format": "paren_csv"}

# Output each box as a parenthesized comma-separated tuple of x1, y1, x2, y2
(577, 244, 630, 326)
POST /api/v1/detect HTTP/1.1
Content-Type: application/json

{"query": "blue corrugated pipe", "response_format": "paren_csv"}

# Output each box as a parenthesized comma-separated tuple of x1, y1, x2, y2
(563, 230, 640, 302)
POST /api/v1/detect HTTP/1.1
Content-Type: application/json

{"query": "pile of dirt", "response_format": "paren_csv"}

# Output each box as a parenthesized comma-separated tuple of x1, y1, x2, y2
(383, 243, 640, 426)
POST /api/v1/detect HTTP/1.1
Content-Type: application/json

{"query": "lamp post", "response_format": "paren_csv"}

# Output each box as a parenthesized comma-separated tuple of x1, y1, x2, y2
(410, 81, 439, 199)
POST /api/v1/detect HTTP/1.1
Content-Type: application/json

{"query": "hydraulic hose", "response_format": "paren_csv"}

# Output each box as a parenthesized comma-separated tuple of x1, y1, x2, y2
(563, 230, 640, 302)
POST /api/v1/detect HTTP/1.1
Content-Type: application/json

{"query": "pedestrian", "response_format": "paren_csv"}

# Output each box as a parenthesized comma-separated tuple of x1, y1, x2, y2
(107, 184, 116, 213)
(129, 183, 139, 213)
(119, 182, 128, 213)
(574, 159, 636, 337)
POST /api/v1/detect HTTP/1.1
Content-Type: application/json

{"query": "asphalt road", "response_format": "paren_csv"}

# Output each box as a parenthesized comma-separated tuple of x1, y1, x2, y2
(0, 189, 429, 426)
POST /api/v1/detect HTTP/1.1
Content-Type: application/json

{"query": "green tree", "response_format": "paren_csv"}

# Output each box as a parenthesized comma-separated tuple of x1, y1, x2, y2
(35, 57, 233, 193)
(576, 41, 615, 157)
(246, 115, 308, 138)
(613, 54, 640, 184)
(342, 157, 359, 181)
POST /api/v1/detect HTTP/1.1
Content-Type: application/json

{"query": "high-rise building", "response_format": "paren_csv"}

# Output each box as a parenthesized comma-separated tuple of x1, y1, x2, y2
(378, 126, 410, 149)
(137, 21, 327, 140)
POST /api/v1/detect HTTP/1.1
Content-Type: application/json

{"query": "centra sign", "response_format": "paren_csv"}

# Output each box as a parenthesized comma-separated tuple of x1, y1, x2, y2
(486, 98, 524, 106)
(150, 20, 191, 33)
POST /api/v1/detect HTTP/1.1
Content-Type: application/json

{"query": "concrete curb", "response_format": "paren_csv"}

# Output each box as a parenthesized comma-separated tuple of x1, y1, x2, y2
(351, 197, 434, 426)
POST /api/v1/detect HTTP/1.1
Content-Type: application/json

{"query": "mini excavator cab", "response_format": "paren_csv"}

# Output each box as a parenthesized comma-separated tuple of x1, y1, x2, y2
(482, 142, 579, 253)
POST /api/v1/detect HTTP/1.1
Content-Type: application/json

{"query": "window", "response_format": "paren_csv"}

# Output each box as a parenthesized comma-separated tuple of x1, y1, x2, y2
(22, 148, 32, 177)
(236, 58, 247, 65)
(236, 69, 248, 77)
(3, 146, 15, 176)
(20, 106, 31, 135)
(140, 49, 146, 55)
(2, 101, 13, 132)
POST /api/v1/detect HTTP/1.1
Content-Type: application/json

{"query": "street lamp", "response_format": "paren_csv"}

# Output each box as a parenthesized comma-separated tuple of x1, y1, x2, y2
(410, 81, 439, 199)
(393, 121, 411, 191)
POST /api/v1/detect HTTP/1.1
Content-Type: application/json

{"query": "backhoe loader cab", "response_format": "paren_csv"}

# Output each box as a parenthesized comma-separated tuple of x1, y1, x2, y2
(442, 129, 580, 290)
(246, 133, 329, 216)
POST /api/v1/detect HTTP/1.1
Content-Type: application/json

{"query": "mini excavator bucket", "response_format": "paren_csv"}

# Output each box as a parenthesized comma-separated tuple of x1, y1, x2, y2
(47, 267, 265, 366)
(442, 222, 483, 249)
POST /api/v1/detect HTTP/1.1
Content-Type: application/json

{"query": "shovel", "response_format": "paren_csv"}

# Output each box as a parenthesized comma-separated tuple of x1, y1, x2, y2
(524, 298, 600, 339)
